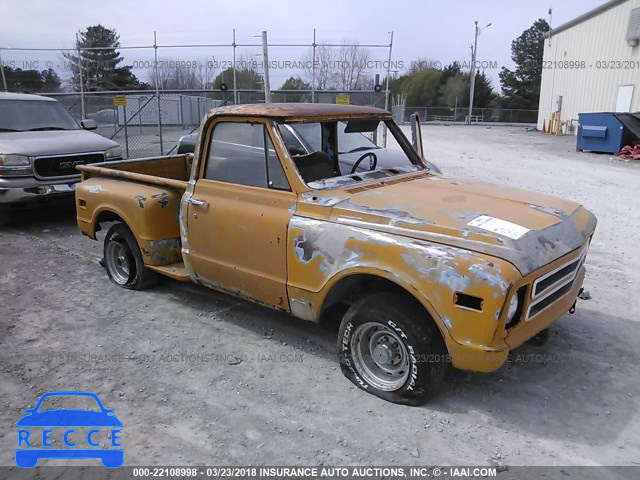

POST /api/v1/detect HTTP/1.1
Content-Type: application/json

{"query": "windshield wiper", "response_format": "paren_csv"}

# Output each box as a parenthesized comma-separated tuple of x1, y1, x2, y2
(25, 126, 73, 131)
(339, 146, 380, 154)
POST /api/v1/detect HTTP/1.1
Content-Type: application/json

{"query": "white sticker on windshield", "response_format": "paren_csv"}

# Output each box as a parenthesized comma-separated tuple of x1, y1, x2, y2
(467, 215, 530, 240)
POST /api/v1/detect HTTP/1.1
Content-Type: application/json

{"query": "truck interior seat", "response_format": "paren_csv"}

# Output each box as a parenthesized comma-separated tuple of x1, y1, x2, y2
(292, 151, 336, 183)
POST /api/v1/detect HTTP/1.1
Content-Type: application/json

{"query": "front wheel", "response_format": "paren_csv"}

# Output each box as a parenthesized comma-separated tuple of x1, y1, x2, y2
(337, 292, 449, 405)
(103, 223, 159, 290)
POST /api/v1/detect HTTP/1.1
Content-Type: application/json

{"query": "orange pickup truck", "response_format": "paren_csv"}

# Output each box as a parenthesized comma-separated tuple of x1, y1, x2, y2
(75, 103, 596, 405)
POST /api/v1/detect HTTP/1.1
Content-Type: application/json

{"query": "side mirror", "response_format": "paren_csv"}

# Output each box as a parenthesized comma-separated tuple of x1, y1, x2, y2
(410, 113, 424, 161)
(81, 119, 98, 130)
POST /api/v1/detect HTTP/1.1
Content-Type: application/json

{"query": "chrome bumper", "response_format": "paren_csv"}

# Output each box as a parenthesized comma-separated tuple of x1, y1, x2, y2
(0, 176, 79, 205)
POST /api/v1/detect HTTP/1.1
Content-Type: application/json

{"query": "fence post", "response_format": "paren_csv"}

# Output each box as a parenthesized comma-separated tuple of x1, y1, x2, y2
(232, 29, 238, 105)
(123, 104, 130, 158)
(153, 31, 164, 155)
(311, 28, 316, 103)
(0, 49, 8, 91)
(76, 33, 86, 120)
(382, 31, 394, 148)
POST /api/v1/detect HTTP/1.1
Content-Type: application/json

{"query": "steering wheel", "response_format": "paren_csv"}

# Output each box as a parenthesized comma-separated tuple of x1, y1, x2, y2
(350, 152, 378, 174)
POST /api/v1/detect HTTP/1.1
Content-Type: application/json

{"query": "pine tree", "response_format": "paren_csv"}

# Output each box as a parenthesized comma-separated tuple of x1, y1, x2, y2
(499, 19, 549, 109)
(64, 25, 142, 91)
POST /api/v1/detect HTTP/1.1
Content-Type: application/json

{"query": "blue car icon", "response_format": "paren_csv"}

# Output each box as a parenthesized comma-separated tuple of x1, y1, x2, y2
(16, 391, 123, 468)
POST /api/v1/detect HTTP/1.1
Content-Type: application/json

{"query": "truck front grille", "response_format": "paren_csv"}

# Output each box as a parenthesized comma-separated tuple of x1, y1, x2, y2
(525, 246, 588, 321)
(33, 153, 106, 178)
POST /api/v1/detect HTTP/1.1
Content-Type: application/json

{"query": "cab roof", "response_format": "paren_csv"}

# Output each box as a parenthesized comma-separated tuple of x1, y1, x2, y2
(208, 103, 392, 122)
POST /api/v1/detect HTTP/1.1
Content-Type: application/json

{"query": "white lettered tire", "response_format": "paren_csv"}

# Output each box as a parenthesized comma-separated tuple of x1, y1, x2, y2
(337, 291, 449, 405)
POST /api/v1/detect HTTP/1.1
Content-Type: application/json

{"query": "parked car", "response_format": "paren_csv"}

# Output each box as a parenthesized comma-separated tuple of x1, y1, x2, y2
(0, 92, 122, 221)
(176, 121, 443, 174)
(75, 103, 596, 405)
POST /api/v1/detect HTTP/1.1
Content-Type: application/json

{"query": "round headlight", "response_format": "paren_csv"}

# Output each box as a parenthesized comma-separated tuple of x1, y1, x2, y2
(507, 294, 519, 321)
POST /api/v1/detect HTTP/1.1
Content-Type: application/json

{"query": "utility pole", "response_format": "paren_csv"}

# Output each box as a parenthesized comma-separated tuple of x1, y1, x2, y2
(467, 21, 491, 124)
(261, 31, 271, 103)
(76, 33, 86, 119)
(467, 21, 479, 125)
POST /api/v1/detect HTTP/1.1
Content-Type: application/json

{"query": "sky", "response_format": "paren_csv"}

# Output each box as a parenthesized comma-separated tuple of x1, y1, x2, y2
(0, 0, 607, 91)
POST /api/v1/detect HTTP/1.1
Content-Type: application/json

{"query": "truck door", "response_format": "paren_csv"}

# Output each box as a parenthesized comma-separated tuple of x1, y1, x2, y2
(185, 120, 296, 310)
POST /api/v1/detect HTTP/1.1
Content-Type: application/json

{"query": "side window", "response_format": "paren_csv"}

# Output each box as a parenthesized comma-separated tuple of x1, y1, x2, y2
(204, 123, 290, 190)
(265, 134, 290, 190)
(205, 123, 267, 187)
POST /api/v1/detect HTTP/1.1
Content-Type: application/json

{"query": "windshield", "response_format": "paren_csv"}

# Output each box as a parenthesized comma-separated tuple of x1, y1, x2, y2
(37, 395, 102, 412)
(0, 99, 79, 131)
(292, 121, 378, 154)
(279, 119, 424, 189)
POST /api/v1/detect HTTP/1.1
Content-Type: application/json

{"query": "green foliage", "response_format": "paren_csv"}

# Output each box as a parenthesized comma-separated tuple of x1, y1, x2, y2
(278, 76, 312, 102)
(212, 67, 262, 91)
(386, 61, 496, 109)
(280, 76, 311, 91)
(64, 25, 145, 91)
(499, 18, 549, 109)
(1, 66, 61, 92)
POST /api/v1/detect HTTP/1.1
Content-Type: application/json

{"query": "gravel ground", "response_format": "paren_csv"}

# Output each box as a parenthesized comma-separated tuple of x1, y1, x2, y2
(1, 125, 639, 469)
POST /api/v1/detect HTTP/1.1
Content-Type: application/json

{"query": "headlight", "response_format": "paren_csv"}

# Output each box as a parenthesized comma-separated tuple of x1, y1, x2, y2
(0, 154, 31, 166)
(105, 146, 122, 160)
(507, 294, 519, 322)
(0, 154, 32, 177)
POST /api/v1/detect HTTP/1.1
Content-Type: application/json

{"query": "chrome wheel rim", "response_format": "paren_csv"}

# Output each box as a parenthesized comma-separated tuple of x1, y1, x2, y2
(351, 322, 410, 391)
(106, 241, 131, 285)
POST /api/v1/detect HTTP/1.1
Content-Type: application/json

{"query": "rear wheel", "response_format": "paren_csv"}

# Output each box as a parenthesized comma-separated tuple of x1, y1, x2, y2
(103, 223, 158, 290)
(337, 291, 449, 405)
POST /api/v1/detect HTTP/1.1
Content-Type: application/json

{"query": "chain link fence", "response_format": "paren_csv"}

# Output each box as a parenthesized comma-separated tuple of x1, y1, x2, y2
(392, 106, 538, 125)
(1, 28, 537, 159)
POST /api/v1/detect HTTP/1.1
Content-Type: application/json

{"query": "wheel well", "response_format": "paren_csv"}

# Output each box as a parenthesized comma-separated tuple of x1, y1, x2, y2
(94, 211, 125, 235)
(320, 274, 434, 326)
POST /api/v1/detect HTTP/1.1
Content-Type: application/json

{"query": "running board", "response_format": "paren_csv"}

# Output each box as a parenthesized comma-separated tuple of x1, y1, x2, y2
(147, 262, 191, 282)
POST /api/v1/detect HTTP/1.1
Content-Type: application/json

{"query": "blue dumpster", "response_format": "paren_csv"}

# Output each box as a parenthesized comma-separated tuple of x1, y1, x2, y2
(577, 112, 640, 154)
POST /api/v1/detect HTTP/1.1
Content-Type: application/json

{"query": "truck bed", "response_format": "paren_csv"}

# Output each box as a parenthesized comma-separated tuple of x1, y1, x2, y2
(76, 154, 192, 190)
(75, 155, 193, 271)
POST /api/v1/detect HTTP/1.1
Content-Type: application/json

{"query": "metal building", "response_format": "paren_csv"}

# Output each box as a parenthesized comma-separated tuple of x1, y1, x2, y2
(537, 0, 640, 132)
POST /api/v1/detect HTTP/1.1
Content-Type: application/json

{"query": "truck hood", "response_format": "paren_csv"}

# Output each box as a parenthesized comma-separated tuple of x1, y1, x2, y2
(305, 174, 597, 275)
(0, 130, 119, 156)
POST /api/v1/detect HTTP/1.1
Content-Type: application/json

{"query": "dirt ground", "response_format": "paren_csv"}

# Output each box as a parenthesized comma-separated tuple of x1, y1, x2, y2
(1, 125, 639, 469)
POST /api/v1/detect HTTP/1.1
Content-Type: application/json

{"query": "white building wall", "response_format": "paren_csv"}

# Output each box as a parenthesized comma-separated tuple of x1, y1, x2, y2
(537, 0, 640, 130)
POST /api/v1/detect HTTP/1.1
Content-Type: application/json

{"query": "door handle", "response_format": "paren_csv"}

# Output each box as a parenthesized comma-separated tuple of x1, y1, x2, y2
(188, 198, 209, 208)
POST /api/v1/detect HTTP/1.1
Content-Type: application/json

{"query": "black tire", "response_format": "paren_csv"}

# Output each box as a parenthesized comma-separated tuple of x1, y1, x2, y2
(338, 291, 449, 406)
(103, 223, 159, 290)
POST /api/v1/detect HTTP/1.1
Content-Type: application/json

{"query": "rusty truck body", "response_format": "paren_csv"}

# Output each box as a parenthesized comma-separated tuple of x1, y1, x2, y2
(75, 103, 596, 405)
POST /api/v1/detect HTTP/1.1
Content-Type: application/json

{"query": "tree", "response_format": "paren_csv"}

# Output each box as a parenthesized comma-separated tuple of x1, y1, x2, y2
(403, 68, 443, 106)
(279, 76, 312, 102)
(335, 41, 371, 90)
(302, 43, 335, 90)
(499, 18, 549, 109)
(64, 25, 144, 91)
(0, 66, 61, 92)
(301, 41, 372, 91)
(149, 60, 215, 90)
